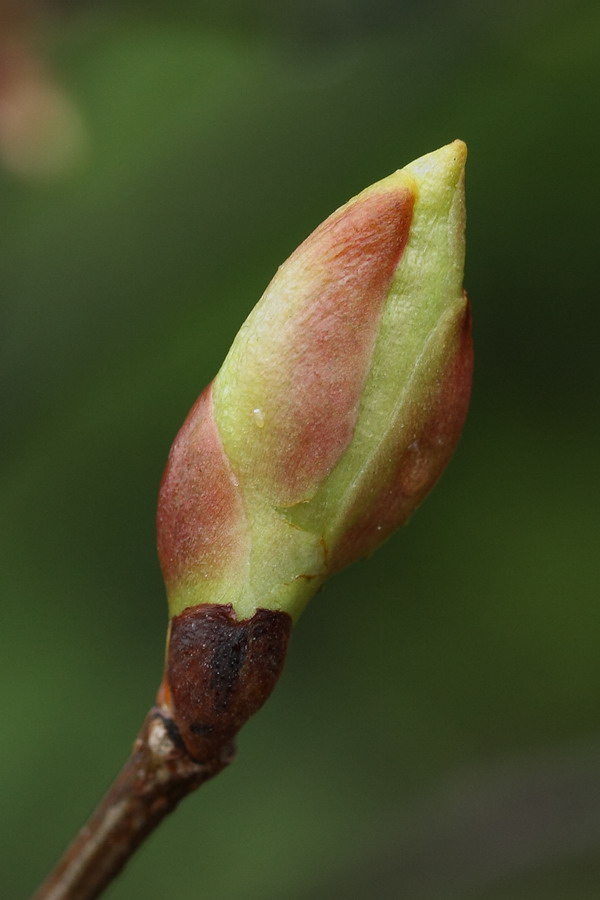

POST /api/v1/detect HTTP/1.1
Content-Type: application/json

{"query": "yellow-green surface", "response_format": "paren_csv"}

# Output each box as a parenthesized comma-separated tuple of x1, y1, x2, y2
(2, 2, 600, 898)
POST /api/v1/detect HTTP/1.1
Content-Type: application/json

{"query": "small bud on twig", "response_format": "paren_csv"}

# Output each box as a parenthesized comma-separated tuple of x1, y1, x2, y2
(157, 140, 473, 762)
(34, 142, 473, 900)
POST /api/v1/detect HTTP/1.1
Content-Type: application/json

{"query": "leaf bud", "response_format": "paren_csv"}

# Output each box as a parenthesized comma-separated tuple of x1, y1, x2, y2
(156, 141, 472, 761)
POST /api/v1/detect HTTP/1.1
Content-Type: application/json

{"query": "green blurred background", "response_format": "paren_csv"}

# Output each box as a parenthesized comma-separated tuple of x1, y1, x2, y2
(2, 1, 600, 897)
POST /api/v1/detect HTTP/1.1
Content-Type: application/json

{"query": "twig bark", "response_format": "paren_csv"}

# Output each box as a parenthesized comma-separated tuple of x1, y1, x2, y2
(32, 704, 234, 900)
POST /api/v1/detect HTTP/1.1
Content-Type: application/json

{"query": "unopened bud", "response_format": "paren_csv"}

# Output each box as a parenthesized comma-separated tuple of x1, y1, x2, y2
(157, 141, 473, 761)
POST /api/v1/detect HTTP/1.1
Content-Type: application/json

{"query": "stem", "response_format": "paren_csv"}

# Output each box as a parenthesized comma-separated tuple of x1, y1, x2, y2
(32, 704, 235, 900)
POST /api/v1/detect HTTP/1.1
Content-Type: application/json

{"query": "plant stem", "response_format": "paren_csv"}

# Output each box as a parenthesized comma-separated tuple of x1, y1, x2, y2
(32, 704, 234, 900)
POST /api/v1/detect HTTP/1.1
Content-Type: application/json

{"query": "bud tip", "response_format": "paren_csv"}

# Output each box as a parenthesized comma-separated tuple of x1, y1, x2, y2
(404, 139, 467, 192)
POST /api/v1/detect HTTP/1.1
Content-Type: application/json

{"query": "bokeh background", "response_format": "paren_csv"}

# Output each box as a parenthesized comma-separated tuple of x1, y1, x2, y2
(2, 1, 600, 898)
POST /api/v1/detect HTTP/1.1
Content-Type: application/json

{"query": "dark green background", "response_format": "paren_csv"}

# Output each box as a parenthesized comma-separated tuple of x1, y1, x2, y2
(3, 1, 600, 897)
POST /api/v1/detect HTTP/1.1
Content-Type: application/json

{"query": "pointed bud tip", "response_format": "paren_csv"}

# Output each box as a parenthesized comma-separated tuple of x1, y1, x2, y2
(404, 139, 467, 192)
(360, 140, 467, 209)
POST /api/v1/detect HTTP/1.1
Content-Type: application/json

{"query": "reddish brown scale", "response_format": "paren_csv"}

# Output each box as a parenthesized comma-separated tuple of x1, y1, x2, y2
(331, 299, 473, 571)
(163, 604, 292, 763)
(156, 384, 247, 589)
(272, 188, 415, 503)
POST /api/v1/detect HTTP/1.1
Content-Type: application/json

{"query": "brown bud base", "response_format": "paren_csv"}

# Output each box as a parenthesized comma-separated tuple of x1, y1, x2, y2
(34, 606, 291, 900)
(162, 603, 293, 763)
